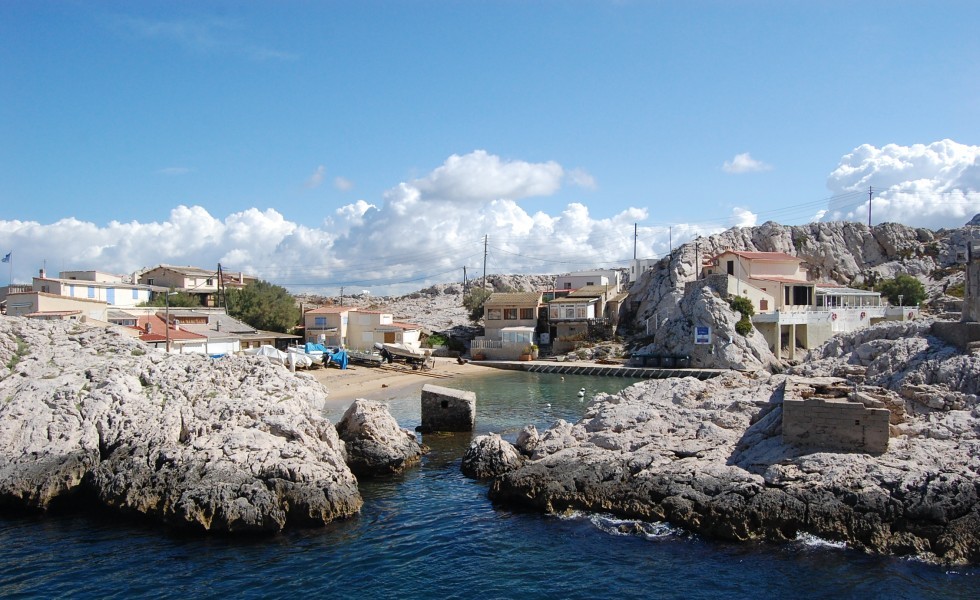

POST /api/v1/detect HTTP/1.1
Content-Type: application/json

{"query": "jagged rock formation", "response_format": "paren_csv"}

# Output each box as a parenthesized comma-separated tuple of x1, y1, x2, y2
(460, 433, 525, 479)
(0, 317, 362, 532)
(625, 219, 980, 370)
(474, 320, 980, 564)
(335, 399, 427, 476)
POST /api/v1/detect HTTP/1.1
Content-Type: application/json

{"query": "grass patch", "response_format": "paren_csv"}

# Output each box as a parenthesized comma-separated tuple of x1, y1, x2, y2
(6, 337, 29, 371)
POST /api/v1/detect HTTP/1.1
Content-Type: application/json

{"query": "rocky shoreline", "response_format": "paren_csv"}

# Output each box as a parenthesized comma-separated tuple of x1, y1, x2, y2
(0, 318, 422, 532)
(466, 320, 980, 565)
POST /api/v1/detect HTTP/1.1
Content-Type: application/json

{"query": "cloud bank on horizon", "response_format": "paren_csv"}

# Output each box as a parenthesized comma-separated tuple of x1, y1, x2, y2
(2, 141, 979, 295)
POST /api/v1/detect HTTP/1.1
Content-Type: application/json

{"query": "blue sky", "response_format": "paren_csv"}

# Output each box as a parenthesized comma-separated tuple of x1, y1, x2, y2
(2, 1, 979, 294)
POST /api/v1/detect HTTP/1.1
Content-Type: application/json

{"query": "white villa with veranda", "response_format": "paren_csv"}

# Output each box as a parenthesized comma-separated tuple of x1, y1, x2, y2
(696, 250, 917, 360)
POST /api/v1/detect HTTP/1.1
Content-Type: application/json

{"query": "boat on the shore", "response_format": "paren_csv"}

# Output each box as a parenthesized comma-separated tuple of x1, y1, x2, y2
(348, 348, 384, 366)
(369, 342, 435, 370)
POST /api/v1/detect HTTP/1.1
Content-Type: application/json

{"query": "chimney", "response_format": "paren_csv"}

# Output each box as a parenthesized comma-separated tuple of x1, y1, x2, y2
(145, 322, 152, 334)
(39, 268, 46, 279)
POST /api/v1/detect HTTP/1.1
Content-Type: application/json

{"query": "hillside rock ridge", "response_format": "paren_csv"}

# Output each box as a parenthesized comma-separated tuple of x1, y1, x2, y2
(0, 317, 362, 532)
(626, 220, 978, 371)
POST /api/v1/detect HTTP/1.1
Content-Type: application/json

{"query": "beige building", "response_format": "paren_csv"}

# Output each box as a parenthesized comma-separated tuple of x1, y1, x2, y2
(695, 250, 906, 360)
(138, 265, 257, 307)
(303, 306, 422, 351)
(4, 291, 109, 322)
(473, 292, 544, 360)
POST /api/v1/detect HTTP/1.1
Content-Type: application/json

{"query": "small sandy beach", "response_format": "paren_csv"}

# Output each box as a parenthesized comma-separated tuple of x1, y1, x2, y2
(309, 357, 495, 406)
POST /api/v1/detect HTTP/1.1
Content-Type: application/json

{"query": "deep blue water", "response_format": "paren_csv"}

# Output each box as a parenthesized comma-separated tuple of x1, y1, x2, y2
(1, 371, 976, 599)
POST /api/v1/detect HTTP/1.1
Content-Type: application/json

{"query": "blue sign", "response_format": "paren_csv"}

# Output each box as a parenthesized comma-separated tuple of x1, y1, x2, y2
(694, 326, 711, 345)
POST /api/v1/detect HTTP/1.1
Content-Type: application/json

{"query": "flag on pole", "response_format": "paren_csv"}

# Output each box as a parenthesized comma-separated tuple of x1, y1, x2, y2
(1, 252, 9, 263)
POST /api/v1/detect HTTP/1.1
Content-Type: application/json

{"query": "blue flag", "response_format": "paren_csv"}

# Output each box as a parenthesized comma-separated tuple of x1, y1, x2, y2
(1, 252, 9, 263)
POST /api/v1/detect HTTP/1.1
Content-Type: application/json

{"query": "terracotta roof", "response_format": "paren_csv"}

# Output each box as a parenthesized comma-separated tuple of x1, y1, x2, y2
(132, 315, 208, 342)
(484, 292, 543, 306)
(724, 250, 800, 262)
(750, 276, 812, 284)
(305, 306, 350, 314)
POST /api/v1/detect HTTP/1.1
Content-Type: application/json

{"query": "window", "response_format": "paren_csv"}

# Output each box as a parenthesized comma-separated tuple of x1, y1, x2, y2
(727, 260, 734, 276)
(760, 299, 769, 311)
(549, 306, 559, 319)
(87, 286, 95, 299)
(146, 278, 154, 286)
(314, 316, 327, 327)
(487, 308, 502, 320)
(132, 289, 139, 299)
(564, 282, 572, 289)
(565, 307, 575, 319)
(520, 307, 534, 319)
(504, 308, 518, 320)
(206, 278, 214, 286)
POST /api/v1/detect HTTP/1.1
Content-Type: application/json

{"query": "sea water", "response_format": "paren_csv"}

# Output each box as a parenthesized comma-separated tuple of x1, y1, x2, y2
(1, 371, 975, 599)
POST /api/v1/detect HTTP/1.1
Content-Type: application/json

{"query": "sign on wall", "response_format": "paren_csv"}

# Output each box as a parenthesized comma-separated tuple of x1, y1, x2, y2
(694, 325, 712, 345)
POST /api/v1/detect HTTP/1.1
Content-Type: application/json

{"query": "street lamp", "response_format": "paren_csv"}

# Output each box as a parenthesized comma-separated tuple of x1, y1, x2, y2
(165, 291, 178, 352)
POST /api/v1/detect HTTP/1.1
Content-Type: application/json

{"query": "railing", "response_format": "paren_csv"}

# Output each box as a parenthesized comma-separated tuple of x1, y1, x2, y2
(471, 339, 503, 350)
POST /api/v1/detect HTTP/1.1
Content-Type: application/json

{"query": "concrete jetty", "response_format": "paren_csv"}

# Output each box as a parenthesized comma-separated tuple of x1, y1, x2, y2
(471, 359, 726, 381)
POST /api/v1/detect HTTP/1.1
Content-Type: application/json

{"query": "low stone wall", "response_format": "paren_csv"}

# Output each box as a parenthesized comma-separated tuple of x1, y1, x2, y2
(932, 321, 980, 351)
(782, 396, 890, 454)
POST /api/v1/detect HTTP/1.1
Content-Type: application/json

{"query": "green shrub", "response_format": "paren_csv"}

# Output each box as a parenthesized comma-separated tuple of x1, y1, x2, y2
(728, 296, 755, 337)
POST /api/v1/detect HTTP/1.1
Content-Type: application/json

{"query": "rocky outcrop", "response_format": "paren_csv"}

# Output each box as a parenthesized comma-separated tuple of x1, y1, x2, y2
(460, 433, 524, 479)
(0, 317, 362, 532)
(480, 321, 980, 564)
(631, 285, 782, 371)
(335, 399, 427, 476)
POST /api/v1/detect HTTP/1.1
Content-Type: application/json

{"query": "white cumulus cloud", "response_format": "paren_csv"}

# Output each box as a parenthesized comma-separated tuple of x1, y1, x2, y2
(0, 150, 750, 295)
(723, 152, 773, 174)
(824, 139, 980, 229)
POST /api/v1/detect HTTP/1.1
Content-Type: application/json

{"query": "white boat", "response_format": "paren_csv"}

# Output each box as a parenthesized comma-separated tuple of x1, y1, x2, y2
(375, 342, 434, 370)
(244, 345, 288, 366)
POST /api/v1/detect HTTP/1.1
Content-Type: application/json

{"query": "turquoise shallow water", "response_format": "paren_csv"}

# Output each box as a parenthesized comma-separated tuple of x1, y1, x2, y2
(1, 371, 976, 599)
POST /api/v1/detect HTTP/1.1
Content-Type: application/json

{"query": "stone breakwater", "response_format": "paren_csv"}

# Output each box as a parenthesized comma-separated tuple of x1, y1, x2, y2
(474, 321, 980, 564)
(0, 318, 364, 532)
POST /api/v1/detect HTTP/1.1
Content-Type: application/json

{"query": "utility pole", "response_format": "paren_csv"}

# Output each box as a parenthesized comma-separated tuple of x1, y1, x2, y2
(340, 286, 344, 306)
(695, 238, 699, 281)
(463, 266, 467, 292)
(216, 263, 223, 309)
(633, 223, 637, 260)
(868, 186, 873, 228)
(482, 234, 488, 292)
(669, 226, 673, 256)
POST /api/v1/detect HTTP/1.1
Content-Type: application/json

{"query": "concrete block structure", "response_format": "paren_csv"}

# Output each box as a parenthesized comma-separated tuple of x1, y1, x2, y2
(782, 378, 890, 454)
(420, 384, 476, 433)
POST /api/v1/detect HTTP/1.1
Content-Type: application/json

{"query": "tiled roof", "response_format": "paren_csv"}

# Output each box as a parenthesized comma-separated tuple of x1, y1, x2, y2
(566, 285, 611, 298)
(724, 250, 800, 261)
(484, 292, 543, 306)
(548, 296, 597, 304)
(305, 306, 349, 314)
(752, 276, 811, 284)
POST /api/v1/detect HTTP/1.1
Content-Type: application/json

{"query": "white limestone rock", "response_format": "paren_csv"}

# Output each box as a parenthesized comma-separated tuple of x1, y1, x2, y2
(489, 327, 980, 564)
(0, 317, 362, 532)
(335, 398, 427, 476)
(461, 433, 525, 480)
